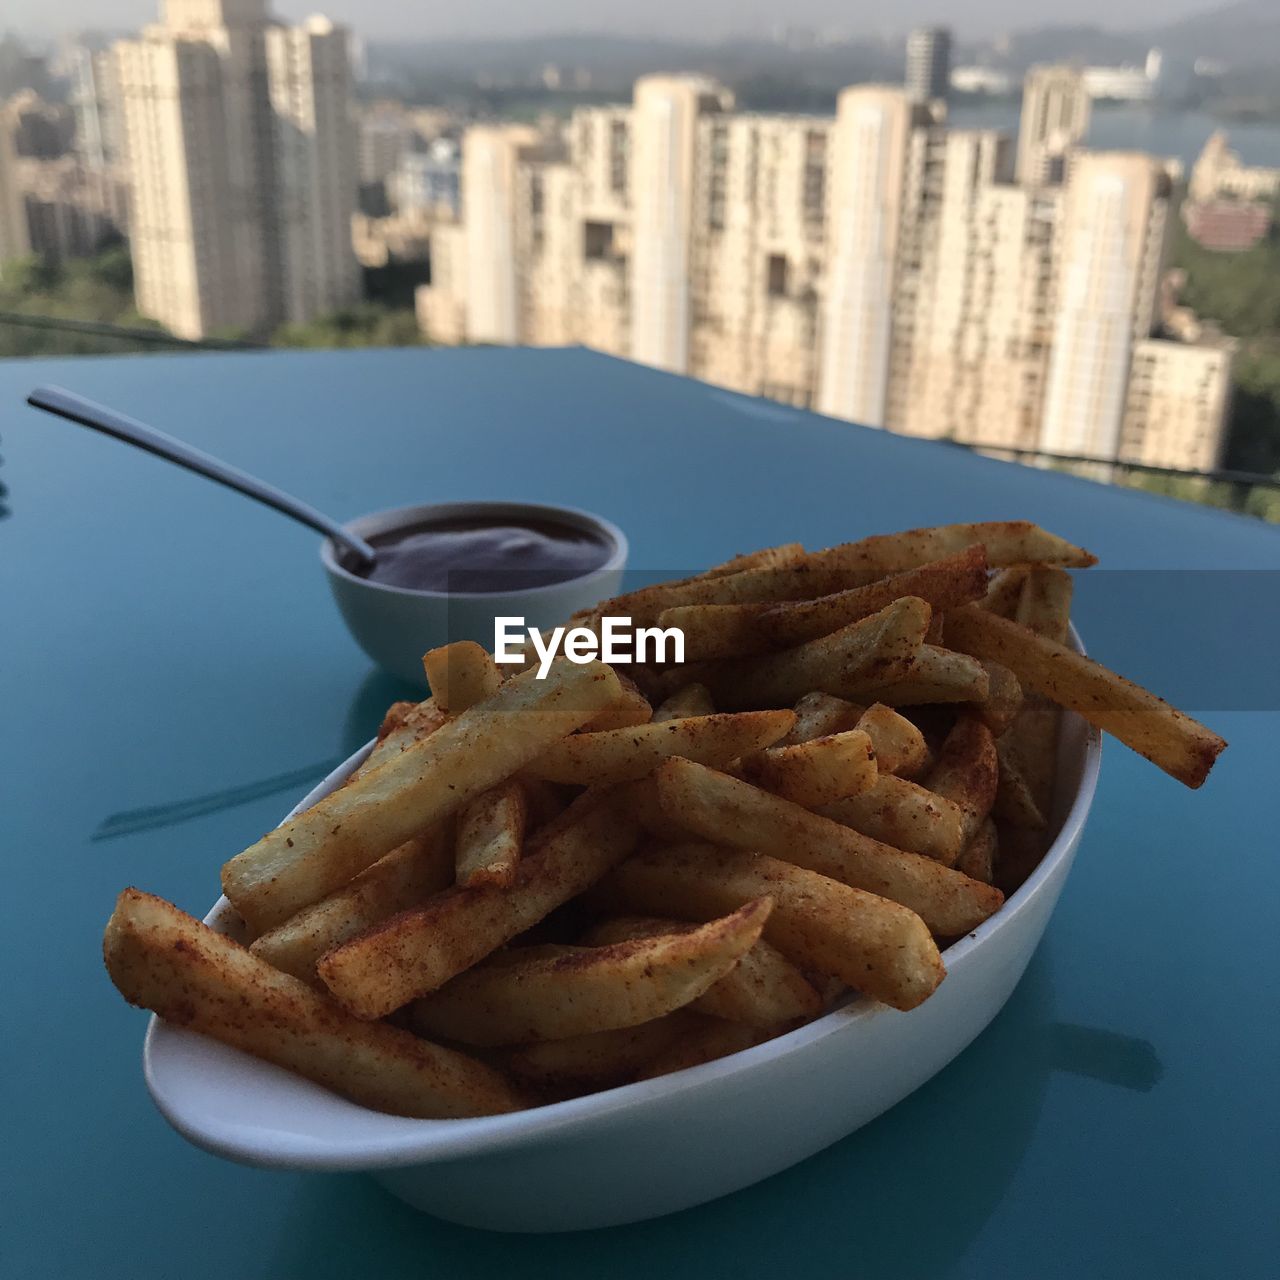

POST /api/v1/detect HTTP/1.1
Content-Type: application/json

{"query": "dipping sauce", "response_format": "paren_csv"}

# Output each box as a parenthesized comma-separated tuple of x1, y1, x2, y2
(355, 516, 613, 593)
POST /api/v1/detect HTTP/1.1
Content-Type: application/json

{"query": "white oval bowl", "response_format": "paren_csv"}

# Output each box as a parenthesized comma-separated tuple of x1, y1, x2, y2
(144, 630, 1101, 1233)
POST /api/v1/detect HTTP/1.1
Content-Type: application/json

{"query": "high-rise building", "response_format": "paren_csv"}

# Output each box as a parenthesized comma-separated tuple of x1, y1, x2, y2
(265, 17, 360, 327)
(817, 86, 918, 425)
(418, 75, 1232, 475)
(629, 75, 731, 374)
(1016, 65, 1090, 185)
(69, 47, 126, 171)
(1040, 152, 1172, 459)
(905, 27, 952, 104)
(1121, 337, 1235, 472)
(116, 1, 358, 340)
(0, 101, 32, 265)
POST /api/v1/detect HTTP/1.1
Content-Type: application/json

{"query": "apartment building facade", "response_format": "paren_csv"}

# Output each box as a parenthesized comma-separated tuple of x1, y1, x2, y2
(416, 72, 1233, 474)
(115, 0, 358, 340)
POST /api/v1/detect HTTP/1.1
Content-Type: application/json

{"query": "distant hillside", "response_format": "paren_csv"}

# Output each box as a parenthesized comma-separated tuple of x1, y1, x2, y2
(1144, 0, 1280, 68)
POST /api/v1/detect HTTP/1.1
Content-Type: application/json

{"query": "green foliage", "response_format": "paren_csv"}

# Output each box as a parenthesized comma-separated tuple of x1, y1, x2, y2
(271, 303, 423, 350)
(1169, 214, 1280, 481)
(1168, 218, 1280, 339)
(0, 247, 166, 357)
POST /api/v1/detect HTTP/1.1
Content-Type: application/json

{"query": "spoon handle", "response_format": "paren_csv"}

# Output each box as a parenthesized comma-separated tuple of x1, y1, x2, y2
(26, 385, 376, 567)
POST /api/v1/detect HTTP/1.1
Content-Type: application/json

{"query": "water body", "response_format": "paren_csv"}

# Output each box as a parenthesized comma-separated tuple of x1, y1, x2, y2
(947, 102, 1280, 173)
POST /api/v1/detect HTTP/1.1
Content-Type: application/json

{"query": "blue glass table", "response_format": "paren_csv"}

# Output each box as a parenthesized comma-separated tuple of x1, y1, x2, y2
(2, 348, 1276, 1277)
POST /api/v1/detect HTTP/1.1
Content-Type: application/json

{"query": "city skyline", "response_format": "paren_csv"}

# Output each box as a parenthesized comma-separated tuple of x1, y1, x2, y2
(5, 0, 1231, 44)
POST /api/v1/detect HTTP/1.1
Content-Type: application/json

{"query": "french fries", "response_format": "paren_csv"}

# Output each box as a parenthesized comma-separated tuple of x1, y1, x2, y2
(525, 711, 795, 785)
(506, 1012, 701, 1089)
(805, 521, 1097, 574)
(755, 546, 990, 650)
(582, 916, 823, 1026)
(249, 824, 454, 982)
(946, 606, 1226, 787)
(780, 691, 866, 744)
(854, 702, 930, 777)
(956, 818, 998, 885)
(581, 673, 653, 731)
(105, 889, 525, 1117)
(652, 682, 715, 722)
(316, 791, 640, 1019)
(652, 758, 1003, 936)
(852, 644, 990, 706)
(421, 640, 502, 713)
(927, 717, 1000, 849)
(222, 659, 622, 931)
(409, 899, 771, 1046)
(455, 779, 527, 888)
(819, 775, 967, 865)
(737, 730, 877, 808)
(603, 844, 945, 1010)
(706, 597, 931, 710)
(106, 519, 1226, 1119)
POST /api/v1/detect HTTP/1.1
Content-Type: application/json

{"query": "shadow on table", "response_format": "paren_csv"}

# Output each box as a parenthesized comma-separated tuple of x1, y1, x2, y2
(90, 669, 421, 840)
(264, 953, 1160, 1280)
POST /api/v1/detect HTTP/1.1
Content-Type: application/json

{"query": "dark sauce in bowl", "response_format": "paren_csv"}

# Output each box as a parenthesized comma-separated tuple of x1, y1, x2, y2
(354, 515, 614, 594)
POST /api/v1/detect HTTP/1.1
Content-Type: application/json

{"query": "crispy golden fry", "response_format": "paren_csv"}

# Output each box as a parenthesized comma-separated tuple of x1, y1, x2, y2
(702, 543, 806, 578)
(355, 697, 447, 778)
(455, 779, 527, 888)
(819, 775, 967, 866)
(525, 711, 795, 786)
(410, 899, 771, 1046)
(705, 597, 931, 711)
(851, 643, 990, 707)
(604, 844, 945, 1010)
(956, 818, 998, 885)
(974, 660, 1023, 736)
(652, 682, 715, 722)
(588, 563, 889, 629)
(946, 606, 1226, 788)
(855, 703, 930, 777)
(580, 673, 653, 732)
(659, 548, 988, 662)
(582, 916, 823, 1027)
(927, 717, 999, 848)
(653, 759, 1002, 937)
(806, 521, 1097, 574)
(780, 692, 867, 744)
(317, 791, 640, 1019)
(656, 603, 771, 661)
(978, 567, 1031, 618)
(1017, 566, 1074, 642)
(421, 641, 502, 713)
(924, 612, 945, 645)
(639, 1018, 780, 1080)
(738, 730, 877, 808)
(994, 567, 1074, 819)
(506, 1012, 700, 1089)
(757, 546, 990, 650)
(223, 660, 622, 932)
(104, 889, 525, 1118)
(993, 738, 1049, 830)
(249, 825, 454, 983)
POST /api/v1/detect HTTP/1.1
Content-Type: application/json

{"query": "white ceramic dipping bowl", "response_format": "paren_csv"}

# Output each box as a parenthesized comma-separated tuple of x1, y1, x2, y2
(321, 500, 629, 685)
(144, 629, 1101, 1234)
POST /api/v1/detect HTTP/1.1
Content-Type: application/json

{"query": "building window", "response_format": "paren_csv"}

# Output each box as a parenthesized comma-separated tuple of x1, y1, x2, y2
(584, 220, 614, 261)
(767, 254, 788, 298)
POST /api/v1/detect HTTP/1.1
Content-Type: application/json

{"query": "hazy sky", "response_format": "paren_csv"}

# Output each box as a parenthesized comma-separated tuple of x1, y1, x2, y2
(7, 0, 1219, 44)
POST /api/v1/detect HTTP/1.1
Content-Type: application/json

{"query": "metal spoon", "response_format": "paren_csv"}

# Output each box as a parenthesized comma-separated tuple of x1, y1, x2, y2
(26, 384, 377, 568)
